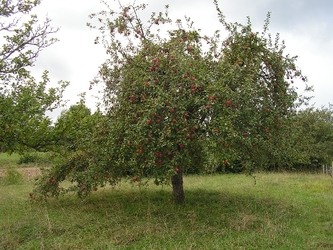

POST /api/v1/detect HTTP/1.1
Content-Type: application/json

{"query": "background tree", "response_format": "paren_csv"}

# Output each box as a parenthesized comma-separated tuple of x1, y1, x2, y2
(0, 0, 68, 152)
(34, 0, 309, 203)
(0, 71, 66, 152)
(289, 107, 333, 171)
(0, 0, 57, 86)
(52, 100, 93, 152)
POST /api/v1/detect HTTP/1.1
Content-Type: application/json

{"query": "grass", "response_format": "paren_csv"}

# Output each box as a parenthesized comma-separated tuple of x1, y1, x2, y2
(0, 171, 333, 250)
(0, 153, 20, 168)
(0, 168, 24, 185)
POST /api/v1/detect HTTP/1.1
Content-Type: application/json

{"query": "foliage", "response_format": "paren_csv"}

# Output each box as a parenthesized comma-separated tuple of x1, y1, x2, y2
(17, 151, 51, 165)
(34, 1, 309, 203)
(0, 0, 68, 153)
(51, 100, 93, 152)
(17, 153, 39, 164)
(0, 72, 68, 152)
(32, 102, 113, 199)
(289, 107, 333, 170)
(0, 0, 57, 86)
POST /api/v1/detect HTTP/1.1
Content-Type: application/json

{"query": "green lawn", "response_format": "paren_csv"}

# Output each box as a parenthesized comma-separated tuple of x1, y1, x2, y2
(1, 171, 333, 249)
(0, 153, 20, 167)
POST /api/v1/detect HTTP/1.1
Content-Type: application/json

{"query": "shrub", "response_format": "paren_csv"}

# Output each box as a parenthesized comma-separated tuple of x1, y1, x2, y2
(17, 152, 51, 165)
(18, 153, 39, 164)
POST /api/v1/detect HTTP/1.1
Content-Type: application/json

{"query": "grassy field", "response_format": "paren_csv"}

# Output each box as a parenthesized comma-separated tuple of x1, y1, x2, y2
(0, 153, 20, 167)
(0, 155, 333, 249)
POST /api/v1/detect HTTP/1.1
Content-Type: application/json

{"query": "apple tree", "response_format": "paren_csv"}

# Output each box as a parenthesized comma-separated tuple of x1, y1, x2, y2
(0, 0, 68, 152)
(33, 0, 309, 203)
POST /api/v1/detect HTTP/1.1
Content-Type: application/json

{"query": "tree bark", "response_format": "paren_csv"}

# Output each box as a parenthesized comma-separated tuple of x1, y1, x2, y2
(171, 171, 185, 204)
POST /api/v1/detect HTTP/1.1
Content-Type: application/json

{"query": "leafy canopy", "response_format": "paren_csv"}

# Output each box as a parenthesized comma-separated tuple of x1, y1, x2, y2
(33, 0, 310, 202)
(0, 0, 68, 152)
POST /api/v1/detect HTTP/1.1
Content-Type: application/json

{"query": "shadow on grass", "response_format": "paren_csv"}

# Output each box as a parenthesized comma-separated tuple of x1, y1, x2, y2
(2, 185, 327, 249)
(29, 188, 298, 246)
(39, 186, 298, 226)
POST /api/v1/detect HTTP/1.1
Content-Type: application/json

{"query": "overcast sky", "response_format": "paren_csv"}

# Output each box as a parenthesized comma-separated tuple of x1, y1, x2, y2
(31, 0, 333, 118)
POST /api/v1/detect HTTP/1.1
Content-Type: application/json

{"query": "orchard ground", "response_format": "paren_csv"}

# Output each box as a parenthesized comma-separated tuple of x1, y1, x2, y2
(1, 153, 333, 249)
(0, 153, 44, 178)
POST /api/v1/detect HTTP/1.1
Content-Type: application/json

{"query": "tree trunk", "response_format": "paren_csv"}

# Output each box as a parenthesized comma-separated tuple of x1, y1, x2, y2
(171, 171, 185, 204)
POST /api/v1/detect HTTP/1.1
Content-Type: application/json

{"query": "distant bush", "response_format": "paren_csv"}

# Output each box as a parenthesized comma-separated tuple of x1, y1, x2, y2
(17, 152, 51, 165)
(18, 153, 39, 164)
